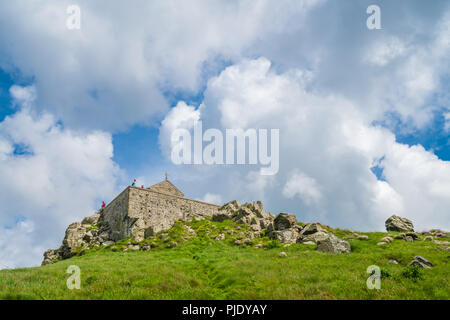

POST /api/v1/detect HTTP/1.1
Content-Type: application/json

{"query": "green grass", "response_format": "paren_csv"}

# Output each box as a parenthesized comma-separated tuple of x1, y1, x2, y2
(0, 220, 449, 300)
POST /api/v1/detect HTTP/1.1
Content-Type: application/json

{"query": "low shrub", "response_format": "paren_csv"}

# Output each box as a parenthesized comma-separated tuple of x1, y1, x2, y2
(401, 266, 423, 282)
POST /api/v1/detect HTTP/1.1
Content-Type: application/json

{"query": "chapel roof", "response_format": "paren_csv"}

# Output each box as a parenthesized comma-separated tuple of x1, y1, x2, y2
(146, 173, 184, 198)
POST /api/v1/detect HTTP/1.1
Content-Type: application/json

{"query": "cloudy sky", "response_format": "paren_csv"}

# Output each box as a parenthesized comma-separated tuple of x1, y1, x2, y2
(0, 0, 449, 268)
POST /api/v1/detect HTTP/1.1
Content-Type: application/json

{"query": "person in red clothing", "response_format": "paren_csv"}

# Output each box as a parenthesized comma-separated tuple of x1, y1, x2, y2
(97, 201, 106, 214)
(141, 185, 144, 189)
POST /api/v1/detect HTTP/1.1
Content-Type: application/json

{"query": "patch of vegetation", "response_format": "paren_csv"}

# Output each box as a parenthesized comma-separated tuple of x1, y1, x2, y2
(380, 269, 392, 279)
(87, 224, 99, 231)
(401, 266, 424, 282)
(265, 240, 282, 249)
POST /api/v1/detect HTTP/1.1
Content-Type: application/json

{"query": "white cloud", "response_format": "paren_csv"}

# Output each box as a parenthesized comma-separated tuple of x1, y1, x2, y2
(158, 101, 200, 158)
(380, 143, 450, 230)
(0, 138, 12, 160)
(203, 57, 317, 130)
(9, 85, 37, 108)
(0, 0, 324, 132)
(0, 86, 122, 268)
(245, 171, 277, 201)
(161, 57, 450, 232)
(283, 170, 322, 205)
(366, 11, 450, 129)
(200, 193, 223, 205)
(0, 220, 44, 269)
(364, 36, 407, 66)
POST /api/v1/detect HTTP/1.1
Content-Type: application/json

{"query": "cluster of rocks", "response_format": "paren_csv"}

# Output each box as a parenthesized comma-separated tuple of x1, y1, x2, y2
(212, 201, 274, 246)
(212, 200, 274, 232)
(379, 215, 420, 245)
(119, 241, 153, 252)
(267, 213, 351, 253)
(377, 236, 394, 245)
(378, 231, 435, 245)
(381, 216, 437, 269)
(395, 232, 419, 241)
(422, 229, 449, 246)
(213, 202, 351, 254)
(421, 229, 447, 237)
(378, 215, 449, 249)
(298, 223, 331, 244)
(43, 212, 114, 265)
(267, 213, 302, 243)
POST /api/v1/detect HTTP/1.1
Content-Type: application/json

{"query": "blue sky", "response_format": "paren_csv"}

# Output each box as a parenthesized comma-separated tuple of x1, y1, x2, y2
(0, 0, 449, 268)
(0, 69, 14, 121)
(392, 111, 450, 161)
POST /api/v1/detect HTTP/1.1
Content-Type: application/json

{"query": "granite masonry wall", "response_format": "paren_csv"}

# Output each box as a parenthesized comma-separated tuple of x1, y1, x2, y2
(101, 186, 220, 241)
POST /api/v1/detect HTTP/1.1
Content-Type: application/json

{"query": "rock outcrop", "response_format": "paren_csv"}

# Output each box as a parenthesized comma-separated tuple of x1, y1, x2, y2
(42, 212, 106, 265)
(264, 214, 348, 249)
(267, 213, 302, 243)
(385, 215, 414, 232)
(297, 223, 329, 244)
(212, 200, 275, 232)
(408, 255, 433, 268)
(299, 222, 322, 235)
(299, 231, 329, 243)
(273, 213, 297, 230)
(316, 234, 351, 254)
(42, 249, 60, 266)
(270, 227, 302, 243)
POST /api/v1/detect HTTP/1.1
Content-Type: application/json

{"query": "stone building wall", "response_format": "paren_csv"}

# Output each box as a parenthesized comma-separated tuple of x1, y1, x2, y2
(101, 186, 220, 241)
(100, 187, 131, 241)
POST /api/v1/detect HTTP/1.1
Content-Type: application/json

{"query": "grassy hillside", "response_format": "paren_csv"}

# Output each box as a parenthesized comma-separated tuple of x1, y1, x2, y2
(0, 219, 449, 300)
